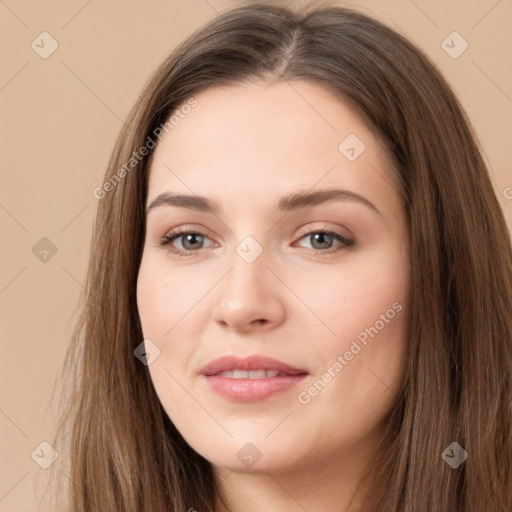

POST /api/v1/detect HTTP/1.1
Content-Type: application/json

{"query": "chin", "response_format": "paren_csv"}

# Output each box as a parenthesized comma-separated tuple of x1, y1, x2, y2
(188, 434, 308, 474)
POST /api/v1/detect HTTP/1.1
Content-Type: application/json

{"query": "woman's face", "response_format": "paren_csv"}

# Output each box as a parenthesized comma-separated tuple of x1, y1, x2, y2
(137, 80, 410, 475)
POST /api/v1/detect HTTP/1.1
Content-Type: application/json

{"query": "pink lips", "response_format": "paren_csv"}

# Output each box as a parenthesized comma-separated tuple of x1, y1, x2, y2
(200, 355, 308, 403)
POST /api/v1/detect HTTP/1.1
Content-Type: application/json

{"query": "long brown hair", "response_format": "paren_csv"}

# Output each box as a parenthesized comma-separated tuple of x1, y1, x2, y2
(49, 2, 512, 510)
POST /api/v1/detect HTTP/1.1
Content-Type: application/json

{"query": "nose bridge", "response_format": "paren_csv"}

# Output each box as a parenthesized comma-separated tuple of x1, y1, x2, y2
(212, 230, 283, 329)
(235, 233, 266, 267)
(227, 233, 269, 294)
(224, 213, 269, 278)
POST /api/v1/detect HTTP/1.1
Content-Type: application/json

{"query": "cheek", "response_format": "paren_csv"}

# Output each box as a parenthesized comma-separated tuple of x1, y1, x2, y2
(136, 257, 214, 404)
(136, 258, 208, 341)
(295, 247, 409, 348)
(295, 245, 410, 408)
(136, 262, 201, 424)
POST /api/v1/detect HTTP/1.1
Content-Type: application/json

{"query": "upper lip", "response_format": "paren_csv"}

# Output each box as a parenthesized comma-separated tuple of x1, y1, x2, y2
(200, 355, 308, 376)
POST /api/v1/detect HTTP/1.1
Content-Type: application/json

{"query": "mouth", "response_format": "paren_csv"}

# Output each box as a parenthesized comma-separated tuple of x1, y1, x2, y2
(200, 355, 308, 402)
(214, 369, 290, 378)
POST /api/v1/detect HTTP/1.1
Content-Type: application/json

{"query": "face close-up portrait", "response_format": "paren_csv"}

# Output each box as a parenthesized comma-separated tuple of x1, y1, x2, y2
(3, 2, 511, 512)
(137, 79, 411, 509)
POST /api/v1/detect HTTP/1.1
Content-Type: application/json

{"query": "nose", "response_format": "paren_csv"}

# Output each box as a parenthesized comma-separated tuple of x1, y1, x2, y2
(212, 245, 285, 333)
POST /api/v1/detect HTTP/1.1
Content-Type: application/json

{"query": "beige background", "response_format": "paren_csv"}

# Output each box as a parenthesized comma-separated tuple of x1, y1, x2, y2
(0, 0, 511, 510)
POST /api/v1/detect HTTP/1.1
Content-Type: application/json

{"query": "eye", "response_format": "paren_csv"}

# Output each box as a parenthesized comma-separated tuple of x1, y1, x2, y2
(294, 229, 353, 256)
(160, 228, 215, 257)
(159, 227, 353, 257)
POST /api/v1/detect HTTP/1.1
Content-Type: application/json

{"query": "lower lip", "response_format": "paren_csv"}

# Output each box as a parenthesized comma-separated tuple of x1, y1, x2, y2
(203, 374, 308, 402)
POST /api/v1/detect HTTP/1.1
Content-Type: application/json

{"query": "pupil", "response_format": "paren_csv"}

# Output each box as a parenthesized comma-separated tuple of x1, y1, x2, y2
(312, 233, 331, 249)
(184, 234, 202, 249)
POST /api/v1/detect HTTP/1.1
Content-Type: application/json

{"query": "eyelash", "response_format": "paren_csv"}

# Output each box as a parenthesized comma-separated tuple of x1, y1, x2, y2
(159, 227, 354, 258)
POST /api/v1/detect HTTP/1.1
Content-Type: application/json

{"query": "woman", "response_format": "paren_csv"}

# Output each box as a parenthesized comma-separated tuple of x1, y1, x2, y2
(51, 3, 512, 511)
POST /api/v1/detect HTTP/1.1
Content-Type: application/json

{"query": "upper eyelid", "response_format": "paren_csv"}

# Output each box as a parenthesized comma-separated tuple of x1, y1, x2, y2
(162, 223, 350, 239)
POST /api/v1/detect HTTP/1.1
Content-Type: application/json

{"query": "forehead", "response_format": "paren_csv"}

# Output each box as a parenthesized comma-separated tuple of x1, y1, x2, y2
(146, 80, 398, 214)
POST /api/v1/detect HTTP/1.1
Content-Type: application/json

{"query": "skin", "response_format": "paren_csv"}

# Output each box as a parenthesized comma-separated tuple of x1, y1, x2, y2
(136, 80, 411, 511)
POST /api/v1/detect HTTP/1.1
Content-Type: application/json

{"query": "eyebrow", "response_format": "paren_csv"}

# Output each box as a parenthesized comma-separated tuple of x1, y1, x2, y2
(145, 188, 381, 216)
